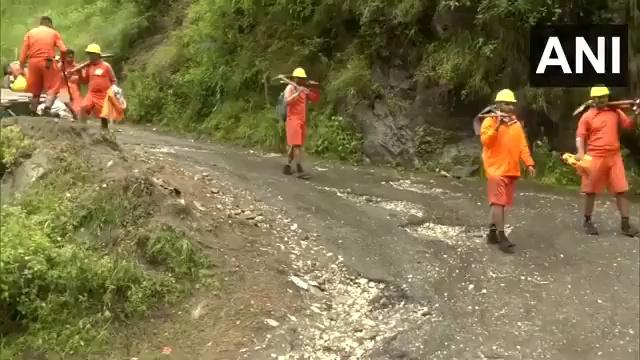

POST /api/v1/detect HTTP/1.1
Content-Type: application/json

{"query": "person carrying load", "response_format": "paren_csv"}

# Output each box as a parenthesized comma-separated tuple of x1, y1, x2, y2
(575, 85, 640, 237)
(75, 44, 118, 130)
(480, 89, 535, 254)
(281, 67, 320, 179)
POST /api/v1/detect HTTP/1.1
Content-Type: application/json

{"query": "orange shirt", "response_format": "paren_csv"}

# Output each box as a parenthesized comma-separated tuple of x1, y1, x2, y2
(285, 84, 320, 124)
(480, 116, 534, 178)
(19, 25, 67, 63)
(84, 61, 116, 94)
(60, 60, 80, 84)
(576, 107, 634, 157)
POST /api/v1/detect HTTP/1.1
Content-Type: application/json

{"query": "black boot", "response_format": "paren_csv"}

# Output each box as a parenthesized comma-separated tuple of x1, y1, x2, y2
(296, 163, 310, 179)
(583, 216, 599, 235)
(498, 231, 515, 254)
(487, 224, 499, 244)
(283, 164, 293, 175)
(100, 118, 109, 130)
(621, 217, 639, 237)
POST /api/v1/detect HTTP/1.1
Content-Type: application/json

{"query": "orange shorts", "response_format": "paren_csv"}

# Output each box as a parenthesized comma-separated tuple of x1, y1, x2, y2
(581, 153, 628, 194)
(81, 92, 107, 118)
(487, 176, 517, 206)
(26, 58, 61, 97)
(59, 82, 82, 115)
(286, 120, 306, 146)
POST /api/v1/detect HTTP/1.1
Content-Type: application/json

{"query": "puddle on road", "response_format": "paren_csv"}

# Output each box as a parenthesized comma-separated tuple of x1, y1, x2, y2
(317, 186, 424, 217)
(385, 179, 463, 197)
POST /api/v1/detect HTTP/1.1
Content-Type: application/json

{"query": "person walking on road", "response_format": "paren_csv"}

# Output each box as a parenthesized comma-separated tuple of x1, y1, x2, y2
(18, 16, 68, 114)
(575, 86, 640, 237)
(283, 67, 320, 179)
(480, 89, 536, 254)
(78, 44, 117, 130)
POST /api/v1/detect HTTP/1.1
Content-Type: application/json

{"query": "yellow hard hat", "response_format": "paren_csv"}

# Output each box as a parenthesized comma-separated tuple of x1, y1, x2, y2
(85, 43, 102, 55)
(10, 75, 27, 92)
(292, 67, 307, 78)
(590, 86, 609, 98)
(495, 89, 517, 103)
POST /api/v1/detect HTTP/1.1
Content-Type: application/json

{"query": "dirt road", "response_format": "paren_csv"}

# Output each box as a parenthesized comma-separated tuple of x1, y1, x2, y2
(117, 125, 639, 360)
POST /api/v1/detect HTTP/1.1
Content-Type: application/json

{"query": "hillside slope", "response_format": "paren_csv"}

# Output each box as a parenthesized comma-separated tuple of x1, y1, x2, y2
(2, 0, 639, 167)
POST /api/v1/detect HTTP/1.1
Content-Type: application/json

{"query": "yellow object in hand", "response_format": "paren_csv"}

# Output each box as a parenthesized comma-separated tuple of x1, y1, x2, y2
(562, 153, 592, 176)
(10, 75, 27, 92)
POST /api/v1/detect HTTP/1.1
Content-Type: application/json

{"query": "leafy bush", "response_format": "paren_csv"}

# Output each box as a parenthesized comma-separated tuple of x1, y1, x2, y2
(0, 153, 210, 355)
(0, 125, 34, 175)
(532, 140, 580, 187)
(307, 113, 363, 162)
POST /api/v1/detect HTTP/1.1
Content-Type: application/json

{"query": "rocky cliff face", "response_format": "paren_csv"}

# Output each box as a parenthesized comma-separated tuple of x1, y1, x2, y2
(343, 2, 639, 172)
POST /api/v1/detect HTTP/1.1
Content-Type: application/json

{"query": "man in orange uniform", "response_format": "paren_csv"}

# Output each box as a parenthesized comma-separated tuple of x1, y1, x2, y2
(283, 67, 320, 179)
(56, 49, 82, 116)
(480, 89, 535, 254)
(576, 86, 640, 237)
(79, 44, 117, 130)
(19, 16, 67, 114)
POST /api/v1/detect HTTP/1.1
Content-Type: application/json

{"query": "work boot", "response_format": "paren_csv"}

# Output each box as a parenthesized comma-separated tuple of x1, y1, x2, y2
(283, 164, 294, 175)
(497, 231, 515, 254)
(583, 220, 599, 235)
(621, 218, 639, 237)
(296, 164, 311, 180)
(486, 225, 499, 244)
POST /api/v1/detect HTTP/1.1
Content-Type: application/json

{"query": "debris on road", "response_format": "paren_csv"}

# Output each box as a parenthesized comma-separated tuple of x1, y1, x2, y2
(265, 319, 280, 327)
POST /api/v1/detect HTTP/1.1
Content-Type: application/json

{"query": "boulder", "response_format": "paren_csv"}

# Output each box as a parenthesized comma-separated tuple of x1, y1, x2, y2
(352, 100, 417, 166)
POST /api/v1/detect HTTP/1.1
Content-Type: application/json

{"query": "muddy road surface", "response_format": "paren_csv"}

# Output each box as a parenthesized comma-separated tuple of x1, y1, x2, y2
(117, 125, 639, 360)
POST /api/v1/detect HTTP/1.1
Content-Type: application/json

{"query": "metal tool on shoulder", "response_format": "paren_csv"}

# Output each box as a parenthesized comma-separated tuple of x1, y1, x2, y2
(66, 53, 114, 74)
(272, 74, 319, 92)
(473, 105, 517, 135)
(573, 98, 640, 116)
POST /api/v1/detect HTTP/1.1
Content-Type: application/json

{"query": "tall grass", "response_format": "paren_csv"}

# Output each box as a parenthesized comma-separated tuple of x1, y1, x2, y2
(1, 0, 145, 64)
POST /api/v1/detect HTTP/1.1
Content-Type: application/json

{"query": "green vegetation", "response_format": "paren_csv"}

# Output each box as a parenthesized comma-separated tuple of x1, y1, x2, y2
(2, 0, 638, 167)
(0, 130, 210, 356)
(0, 125, 34, 175)
(0, 0, 166, 73)
(531, 140, 580, 187)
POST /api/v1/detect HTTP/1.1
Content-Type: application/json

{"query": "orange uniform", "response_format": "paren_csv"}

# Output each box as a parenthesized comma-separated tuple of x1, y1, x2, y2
(58, 59, 82, 114)
(81, 60, 116, 118)
(285, 85, 320, 146)
(480, 116, 535, 206)
(19, 25, 67, 97)
(576, 107, 634, 194)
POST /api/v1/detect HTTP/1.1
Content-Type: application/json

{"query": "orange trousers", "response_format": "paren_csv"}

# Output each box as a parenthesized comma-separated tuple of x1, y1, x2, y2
(59, 82, 82, 115)
(26, 58, 61, 97)
(81, 91, 107, 118)
(581, 153, 629, 194)
(487, 176, 517, 206)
